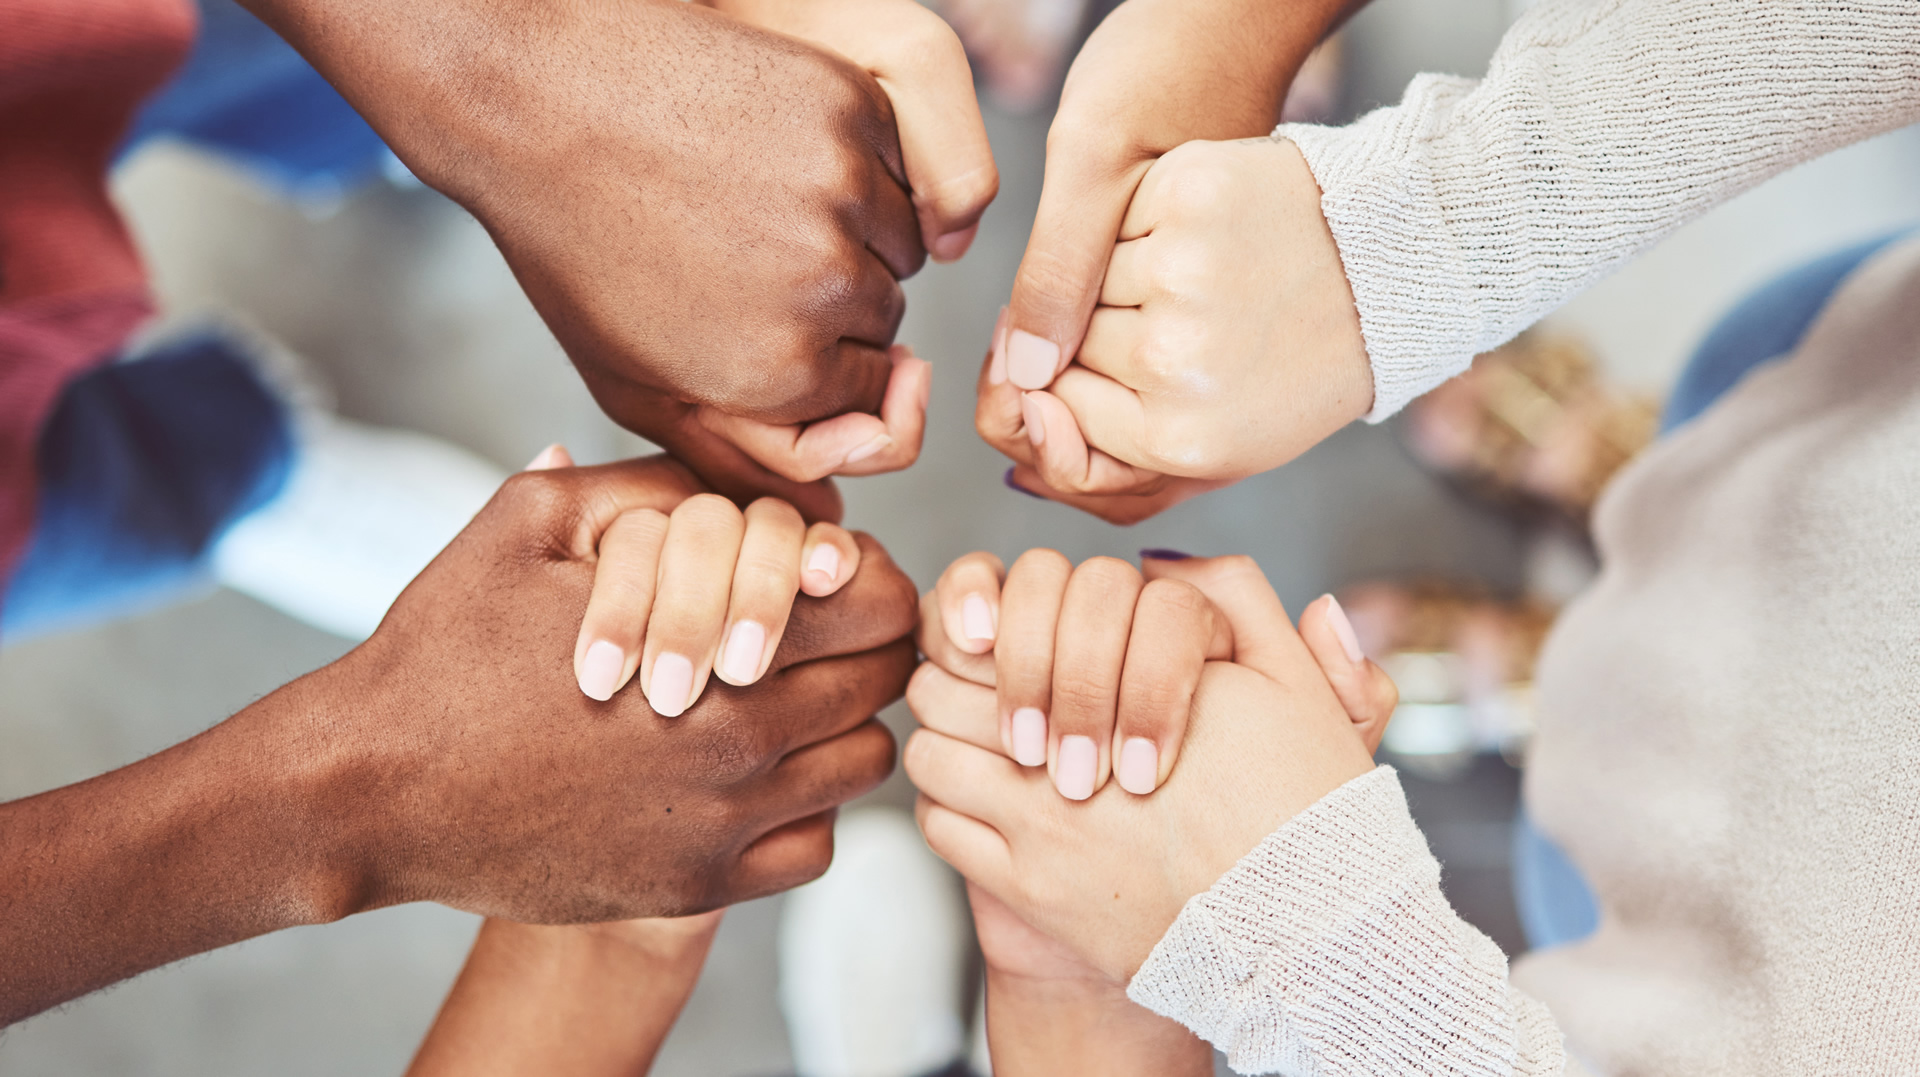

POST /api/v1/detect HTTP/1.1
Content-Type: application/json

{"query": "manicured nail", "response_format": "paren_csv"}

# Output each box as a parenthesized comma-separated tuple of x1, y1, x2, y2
(721, 620, 767, 684)
(524, 444, 565, 471)
(930, 222, 979, 262)
(578, 639, 625, 701)
(962, 594, 996, 642)
(806, 542, 842, 584)
(1011, 708, 1047, 767)
(647, 653, 695, 718)
(1019, 394, 1046, 447)
(1006, 329, 1060, 390)
(843, 433, 893, 466)
(1139, 548, 1192, 562)
(988, 307, 1010, 385)
(1116, 737, 1159, 795)
(1055, 735, 1097, 800)
(1003, 467, 1045, 500)
(1324, 594, 1365, 666)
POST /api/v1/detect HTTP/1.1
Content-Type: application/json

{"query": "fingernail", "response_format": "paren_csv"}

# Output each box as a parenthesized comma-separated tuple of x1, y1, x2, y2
(647, 653, 695, 717)
(988, 307, 1010, 385)
(1117, 737, 1159, 795)
(721, 620, 767, 684)
(1003, 467, 1045, 500)
(524, 444, 565, 471)
(1006, 329, 1060, 390)
(961, 593, 996, 642)
(1139, 548, 1192, 561)
(931, 222, 978, 262)
(579, 639, 625, 701)
(1055, 735, 1097, 800)
(1011, 707, 1047, 767)
(805, 542, 842, 584)
(843, 433, 893, 466)
(1019, 394, 1046, 447)
(1324, 594, 1365, 666)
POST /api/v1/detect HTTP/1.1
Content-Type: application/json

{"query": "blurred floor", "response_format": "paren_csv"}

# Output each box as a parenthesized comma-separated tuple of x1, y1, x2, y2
(3, 3, 1917, 1073)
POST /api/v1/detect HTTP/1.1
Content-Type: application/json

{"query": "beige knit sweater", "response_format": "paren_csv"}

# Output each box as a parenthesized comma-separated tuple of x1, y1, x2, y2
(1125, 2, 1920, 1073)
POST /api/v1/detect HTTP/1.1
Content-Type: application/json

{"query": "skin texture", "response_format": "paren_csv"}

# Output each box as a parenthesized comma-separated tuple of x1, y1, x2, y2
(407, 912, 724, 1077)
(0, 457, 918, 1028)
(908, 555, 1389, 982)
(238, 0, 953, 518)
(978, 0, 1370, 523)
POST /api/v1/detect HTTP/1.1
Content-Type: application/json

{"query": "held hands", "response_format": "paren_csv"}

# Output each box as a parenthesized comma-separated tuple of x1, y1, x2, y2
(907, 554, 1392, 981)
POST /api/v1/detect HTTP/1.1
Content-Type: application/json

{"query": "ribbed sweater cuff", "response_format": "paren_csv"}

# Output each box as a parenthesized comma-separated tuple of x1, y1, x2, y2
(1129, 765, 1556, 1075)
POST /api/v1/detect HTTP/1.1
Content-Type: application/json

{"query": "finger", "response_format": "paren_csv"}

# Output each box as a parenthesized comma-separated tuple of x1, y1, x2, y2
(916, 591, 996, 687)
(1299, 594, 1399, 753)
(693, 347, 928, 483)
(574, 508, 671, 702)
(914, 795, 1014, 898)
(774, 532, 919, 671)
(934, 551, 1008, 656)
(1074, 305, 1148, 383)
(869, 22, 1000, 259)
(641, 494, 748, 717)
(1112, 578, 1213, 795)
(761, 716, 899, 825)
(524, 443, 576, 471)
(1139, 552, 1235, 660)
(1047, 557, 1143, 800)
(905, 661, 1001, 752)
(1004, 143, 1154, 390)
(976, 346, 1036, 468)
(860, 136, 929, 282)
(716, 498, 808, 687)
(1097, 238, 1155, 309)
(1003, 464, 1229, 526)
(834, 348, 931, 477)
(722, 810, 841, 909)
(995, 549, 1072, 768)
(904, 728, 1024, 828)
(1019, 388, 1164, 495)
(1130, 555, 1302, 680)
(799, 522, 860, 597)
(753, 637, 918, 757)
(499, 454, 705, 561)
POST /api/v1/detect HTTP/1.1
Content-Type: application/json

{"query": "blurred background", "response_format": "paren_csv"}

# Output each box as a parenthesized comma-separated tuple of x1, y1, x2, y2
(3, 0, 1917, 1072)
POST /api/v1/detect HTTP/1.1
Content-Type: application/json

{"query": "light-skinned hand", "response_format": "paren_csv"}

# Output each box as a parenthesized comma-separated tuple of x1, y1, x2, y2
(906, 555, 1385, 980)
(915, 550, 1395, 799)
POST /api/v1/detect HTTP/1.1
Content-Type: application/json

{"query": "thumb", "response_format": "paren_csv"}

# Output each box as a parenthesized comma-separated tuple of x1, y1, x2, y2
(874, 37, 999, 261)
(1004, 149, 1150, 390)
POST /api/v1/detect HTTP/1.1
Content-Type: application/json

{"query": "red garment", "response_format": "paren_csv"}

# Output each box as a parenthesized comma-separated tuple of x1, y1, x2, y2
(0, 0, 195, 585)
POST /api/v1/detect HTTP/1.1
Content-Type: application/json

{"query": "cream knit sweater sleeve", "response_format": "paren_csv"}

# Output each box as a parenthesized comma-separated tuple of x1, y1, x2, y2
(1127, 766, 1579, 1076)
(1273, 0, 1920, 420)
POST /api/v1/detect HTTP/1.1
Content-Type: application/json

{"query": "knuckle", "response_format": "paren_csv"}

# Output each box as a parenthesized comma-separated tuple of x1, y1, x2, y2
(1074, 555, 1143, 596)
(1141, 413, 1222, 475)
(1140, 577, 1210, 620)
(1051, 671, 1115, 716)
(673, 492, 746, 531)
(1161, 144, 1242, 218)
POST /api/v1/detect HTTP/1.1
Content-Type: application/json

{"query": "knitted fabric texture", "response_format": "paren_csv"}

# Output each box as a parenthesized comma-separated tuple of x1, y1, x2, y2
(1127, 238, 1920, 1074)
(1272, 0, 1920, 420)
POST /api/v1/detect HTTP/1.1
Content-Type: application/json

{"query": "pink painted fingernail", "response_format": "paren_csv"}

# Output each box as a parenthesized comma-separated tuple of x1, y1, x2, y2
(1055, 735, 1097, 800)
(720, 620, 767, 684)
(843, 433, 893, 466)
(806, 542, 842, 584)
(988, 307, 1010, 385)
(1019, 394, 1046, 447)
(1324, 594, 1365, 666)
(1011, 707, 1047, 767)
(1006, 329, 1060, 390)
(578, 639, 625, 701)
(524, 444, 566, 471)
(1117, 737, 1158, 795)
(647, 653, 695, 717)
(962, 594, 996, 642)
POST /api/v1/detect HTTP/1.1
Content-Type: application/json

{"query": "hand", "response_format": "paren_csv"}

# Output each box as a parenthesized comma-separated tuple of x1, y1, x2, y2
(546, 446, 865, 715)
(703, 0, 998, 261)
(242, 0, 937, 518)
(978, 0, 1361, 522)
(914, 551, 1395, 799)
(1000, 139, 1370, 515)
(907, 555, 1380, 980)
(321, 454, 918, 921)
(409, 911, 726, 1076)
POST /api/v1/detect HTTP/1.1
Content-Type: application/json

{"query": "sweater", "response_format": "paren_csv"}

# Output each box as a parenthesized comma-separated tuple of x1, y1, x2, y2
(1129, 227, 1920, 1077)
(1125, 0, 1920, 1070)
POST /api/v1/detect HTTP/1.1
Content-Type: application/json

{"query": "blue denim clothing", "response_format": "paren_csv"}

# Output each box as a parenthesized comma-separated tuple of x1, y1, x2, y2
(0, 333, 293, 640)
(1514, 226, 1914, 951)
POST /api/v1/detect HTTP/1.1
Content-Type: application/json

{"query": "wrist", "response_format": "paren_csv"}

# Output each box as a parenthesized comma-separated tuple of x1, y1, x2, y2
(983, 967, 1209, 1076)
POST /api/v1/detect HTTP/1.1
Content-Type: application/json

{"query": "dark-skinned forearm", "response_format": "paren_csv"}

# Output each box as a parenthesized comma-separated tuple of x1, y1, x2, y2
(983, 971, 1213, 1076)
(0, 672, 370, 1027)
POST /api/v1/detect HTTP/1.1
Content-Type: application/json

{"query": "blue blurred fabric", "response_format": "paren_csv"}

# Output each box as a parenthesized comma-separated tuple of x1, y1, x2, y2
(0, 334, 293, 640)
(119, 0, 394, 199)
(1514, 226, 1913, 951)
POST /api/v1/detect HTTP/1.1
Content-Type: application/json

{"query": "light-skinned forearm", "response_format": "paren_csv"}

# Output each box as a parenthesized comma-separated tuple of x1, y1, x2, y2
(0, 672, 371, 1027)
(407, 916, 720, 1076)
(983, 971, 1214, 1077)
